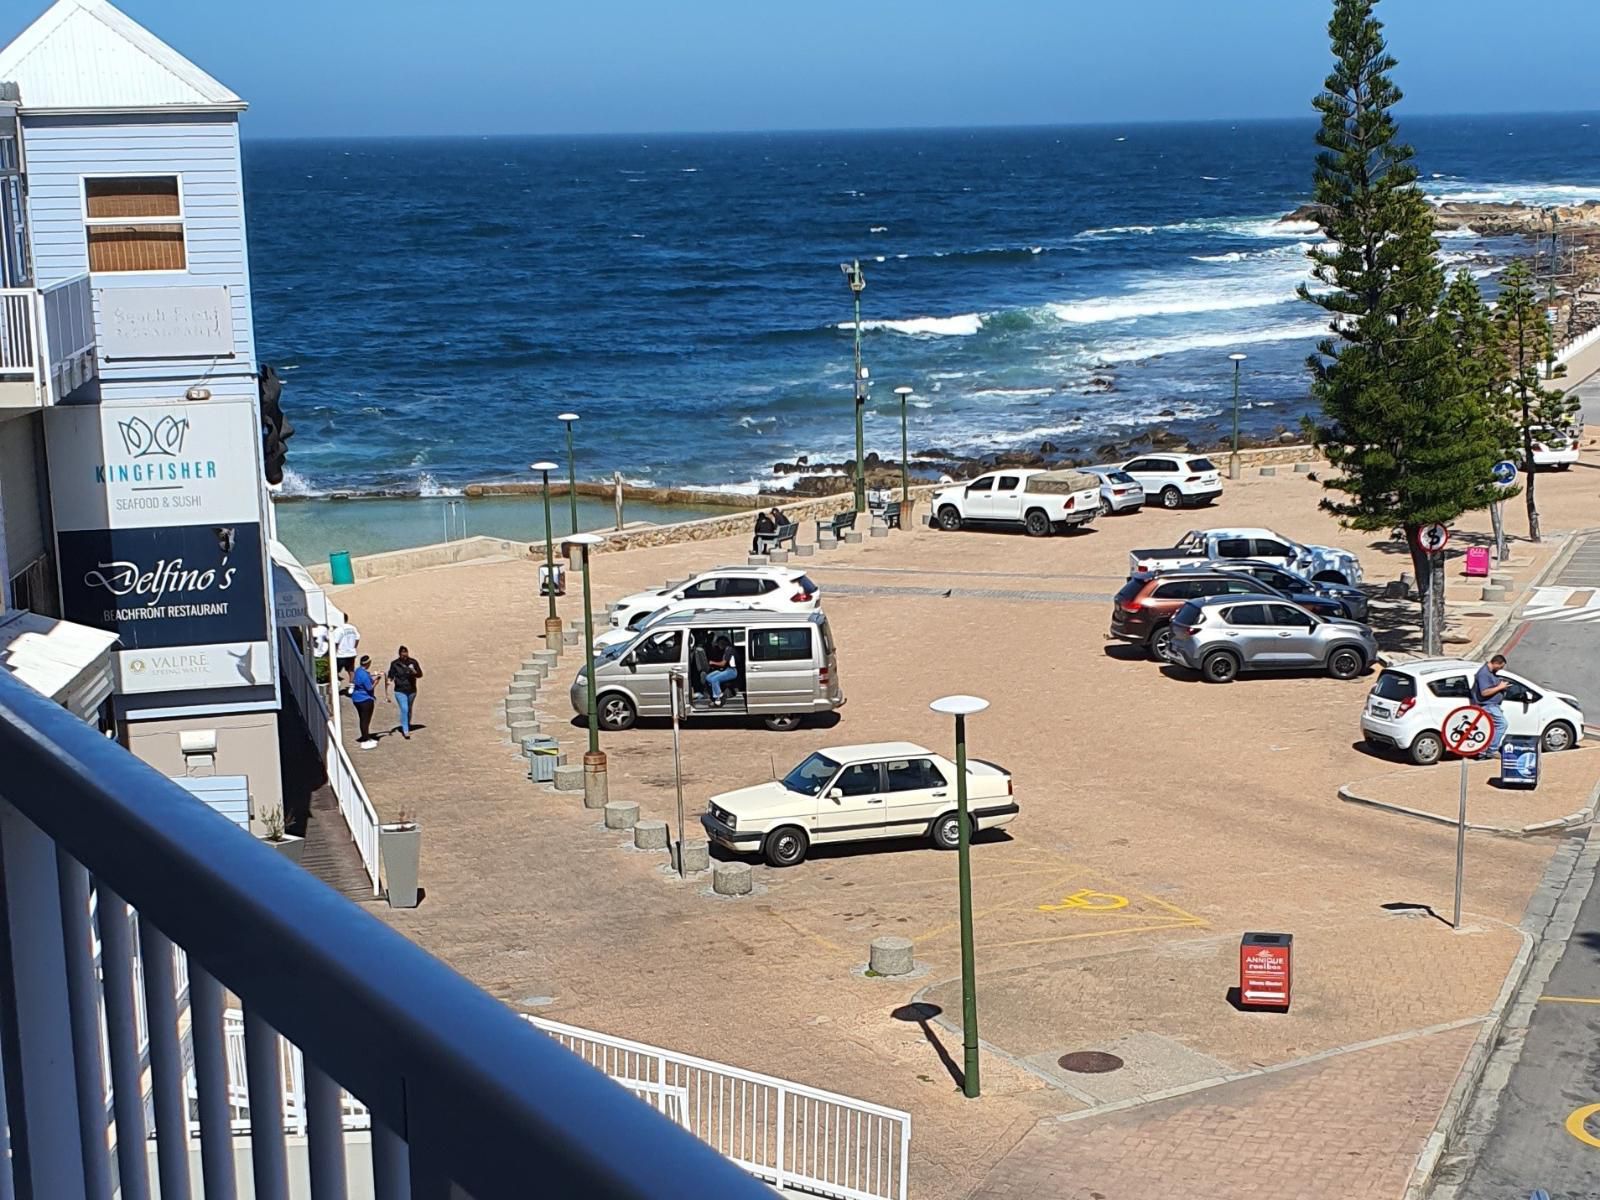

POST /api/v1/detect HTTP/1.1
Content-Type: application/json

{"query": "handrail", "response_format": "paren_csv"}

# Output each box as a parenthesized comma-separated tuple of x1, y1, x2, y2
(0, 285, 39, 378)
(0, 669, 771, 1198)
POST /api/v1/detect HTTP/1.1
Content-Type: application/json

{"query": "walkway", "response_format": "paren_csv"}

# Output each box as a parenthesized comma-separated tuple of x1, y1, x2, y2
(278, 694, 375, 902)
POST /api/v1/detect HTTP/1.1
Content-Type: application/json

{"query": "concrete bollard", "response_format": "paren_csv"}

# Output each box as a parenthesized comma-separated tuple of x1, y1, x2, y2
(533, 650, 559, 670)
(843, 530, 862, 544)
(1294, 462, 1314, 474)
(1491, 575, 1516, 590)
(508, 681, 538, 698)
(870, 523, 889, 539)
(818, 533, 838, 550)
(794, 543, 815, 557)
(553, 764, 584, 792)
(664, 577, 688, 589)
(712, 862, 753, 897)
(869, 936, 915, 976)
(1259, 466, 1278, 477)
(520, 661, 548, 679)
(747, 554, 769, 567)
(513, 670, 541, 686)
(671, 839, 710, 874)
(1482, 585, 1508, 602)
(562, 629, 580, 647)
(604, 801, 640, 831)
(768, 549, 789, 563)
(633, 820, 669, 850)
(508, 718, 540, 738)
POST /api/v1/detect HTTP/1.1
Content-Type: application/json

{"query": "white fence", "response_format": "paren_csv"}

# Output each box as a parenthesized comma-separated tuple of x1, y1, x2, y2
(0, 286, 37, 376)
(527, 1016, 911, 1200)
(279, 640, 382, 894)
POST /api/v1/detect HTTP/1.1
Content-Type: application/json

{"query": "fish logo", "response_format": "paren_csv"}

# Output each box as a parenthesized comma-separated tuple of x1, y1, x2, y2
(117, 414, 189, 458)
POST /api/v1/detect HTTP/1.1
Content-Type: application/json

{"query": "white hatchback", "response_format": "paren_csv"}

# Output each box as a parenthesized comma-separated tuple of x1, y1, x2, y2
(608, 566, 819, 634)
(1360, 657, 1584, 765)
(1118, 454, 1223, 509)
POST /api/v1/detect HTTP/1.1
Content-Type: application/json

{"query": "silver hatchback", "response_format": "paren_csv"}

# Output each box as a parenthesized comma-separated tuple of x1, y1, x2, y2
(1167, 594, 1378, 683)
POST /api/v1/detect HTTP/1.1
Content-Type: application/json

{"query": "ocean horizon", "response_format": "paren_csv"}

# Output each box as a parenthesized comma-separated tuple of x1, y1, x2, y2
(245, 112, 1600, 500)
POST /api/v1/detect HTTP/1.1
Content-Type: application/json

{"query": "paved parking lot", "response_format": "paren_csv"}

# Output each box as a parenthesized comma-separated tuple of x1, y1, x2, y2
(331, 455, 1600, 1198)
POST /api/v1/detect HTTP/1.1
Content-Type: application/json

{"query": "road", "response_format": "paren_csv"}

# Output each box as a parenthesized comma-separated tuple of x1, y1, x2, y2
(1506, 530, 1600, 722)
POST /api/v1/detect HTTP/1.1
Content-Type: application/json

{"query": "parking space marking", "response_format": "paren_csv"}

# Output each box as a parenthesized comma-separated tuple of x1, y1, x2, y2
(1541, 995, 1600, 1005)
(1037, 888, 1130, 912)
(1566, 1103, 1600, 1149)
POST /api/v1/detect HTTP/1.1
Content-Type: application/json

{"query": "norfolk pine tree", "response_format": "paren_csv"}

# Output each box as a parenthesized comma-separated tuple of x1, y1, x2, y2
(1493, 259, 1577, 543)
(1300, 0, 1502, 653)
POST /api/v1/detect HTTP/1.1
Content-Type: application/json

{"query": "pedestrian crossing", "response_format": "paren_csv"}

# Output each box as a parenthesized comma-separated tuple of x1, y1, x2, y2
(1522, 586, 1600, 623)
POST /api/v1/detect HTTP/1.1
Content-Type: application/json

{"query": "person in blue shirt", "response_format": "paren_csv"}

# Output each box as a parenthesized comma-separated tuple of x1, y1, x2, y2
(1472, 653, 1511, 758)
(351, 655, 379, 749)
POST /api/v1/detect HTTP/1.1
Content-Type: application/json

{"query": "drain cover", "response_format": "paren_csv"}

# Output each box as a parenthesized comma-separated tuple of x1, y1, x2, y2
(1057, 1051, 1124, 1074)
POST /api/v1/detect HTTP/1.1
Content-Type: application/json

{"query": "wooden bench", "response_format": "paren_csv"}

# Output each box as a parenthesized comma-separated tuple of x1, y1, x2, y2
(818, 510, 858, 542)
(883, 501, 902, 530)
(755, 521, 800, 553)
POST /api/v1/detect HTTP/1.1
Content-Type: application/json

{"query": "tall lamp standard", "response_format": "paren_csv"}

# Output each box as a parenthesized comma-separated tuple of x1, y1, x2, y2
(893, 386, 913, 511)
(929, 693, 990, 1099)
(567, 531, 608, 810)
(530, 461, 563, 649)
(557, 412, 581, 544)
(1227, 353, 1248, 482)
(840, 260, 868, 514)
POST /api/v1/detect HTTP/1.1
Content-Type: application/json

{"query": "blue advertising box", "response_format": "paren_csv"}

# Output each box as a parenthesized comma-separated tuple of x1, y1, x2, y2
(1499, 735, 1540, 789)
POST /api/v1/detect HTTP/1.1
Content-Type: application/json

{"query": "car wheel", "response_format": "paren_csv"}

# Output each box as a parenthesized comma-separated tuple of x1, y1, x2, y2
(1201, 651, 1239, 683)
(764, 826, 809, 867)
(1326, 647, 1365, 680)
(1542, 721, 1577, 753)
(597, 693, 637, 731)
(938, 506, 963, 532)
(1099, 496, 1114, 517)
(1160, 486, 1182, 510)
(1408, 731, 1444, 766)
(1024, 509, 1052, 537)
(1148, 624, 1175, 663)
(932, 812, 963, 850)
(763, 714, 803, 732)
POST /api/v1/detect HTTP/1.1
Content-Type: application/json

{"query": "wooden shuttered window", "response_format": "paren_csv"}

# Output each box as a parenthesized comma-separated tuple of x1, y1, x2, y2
(84, 177, 185, 273)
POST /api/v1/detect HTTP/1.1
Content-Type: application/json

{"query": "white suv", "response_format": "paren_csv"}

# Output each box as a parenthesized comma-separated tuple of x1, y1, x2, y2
(1118, 454, 1223, 509)
(1360, 657, 1584, 765)
(608, 566, 819, 634)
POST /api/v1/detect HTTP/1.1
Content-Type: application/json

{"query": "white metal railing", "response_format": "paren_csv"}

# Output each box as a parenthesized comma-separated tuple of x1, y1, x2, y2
(280, 638, 382, 893)
(1, 276, 95, 401)
(0, 285, 38, 377)
(1553, 320, 1600, 372)
(527, 1016, 911, 1200)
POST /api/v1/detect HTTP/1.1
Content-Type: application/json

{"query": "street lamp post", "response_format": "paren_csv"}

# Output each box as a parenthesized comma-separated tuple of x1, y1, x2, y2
(840, 261, 868, 514)
(530, 461, 563, 649)
(1227, 353, 1248, 482)
(558, 412, 581, 546)
(894, 386, 913, 511)
(929, 693, 990, 1099)
(567, 531, 607, 810)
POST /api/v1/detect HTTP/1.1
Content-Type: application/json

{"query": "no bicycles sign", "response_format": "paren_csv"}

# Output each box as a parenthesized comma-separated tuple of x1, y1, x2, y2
(1442, 704, 1493, 758)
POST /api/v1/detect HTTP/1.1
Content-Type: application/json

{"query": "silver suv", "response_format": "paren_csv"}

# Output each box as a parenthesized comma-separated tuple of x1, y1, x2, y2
(1167, 595, 1378, 683)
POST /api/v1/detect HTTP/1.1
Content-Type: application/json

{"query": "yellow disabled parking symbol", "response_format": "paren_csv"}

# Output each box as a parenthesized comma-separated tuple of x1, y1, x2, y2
(1038, 888, 1130, 913)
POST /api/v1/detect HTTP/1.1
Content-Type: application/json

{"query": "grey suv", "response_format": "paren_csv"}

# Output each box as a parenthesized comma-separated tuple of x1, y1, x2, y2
(1167, 595, 1378, 683)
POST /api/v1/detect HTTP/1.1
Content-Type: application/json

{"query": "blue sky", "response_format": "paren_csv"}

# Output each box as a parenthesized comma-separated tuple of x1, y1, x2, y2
(12, 0, 1600, 137)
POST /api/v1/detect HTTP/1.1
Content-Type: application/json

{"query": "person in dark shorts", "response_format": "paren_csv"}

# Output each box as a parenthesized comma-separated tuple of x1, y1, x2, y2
(385, 645, 424, 739)
(351, 655, 378, 748)
(751, 509, 775, 554)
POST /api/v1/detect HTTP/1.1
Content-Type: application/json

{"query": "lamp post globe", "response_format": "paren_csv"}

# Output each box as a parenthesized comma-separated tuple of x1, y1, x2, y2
(530, 461, 563, 642)
(557, 413, 581, 541)
(929, 693, 990, 1098)
(894, 386, 914, 508)
(1227, 354, 1248, 482)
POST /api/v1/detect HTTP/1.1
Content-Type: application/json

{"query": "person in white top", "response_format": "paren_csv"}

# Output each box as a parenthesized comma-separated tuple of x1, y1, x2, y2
(333, 621, 361, 689)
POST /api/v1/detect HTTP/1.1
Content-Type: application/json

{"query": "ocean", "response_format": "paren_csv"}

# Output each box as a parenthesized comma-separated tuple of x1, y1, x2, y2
(246, 113, 1600, 503)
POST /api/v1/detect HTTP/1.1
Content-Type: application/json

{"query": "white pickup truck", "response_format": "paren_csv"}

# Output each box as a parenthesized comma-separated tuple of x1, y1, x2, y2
(1128, 527, 1363, 585)
(931, 469, 1101, 537)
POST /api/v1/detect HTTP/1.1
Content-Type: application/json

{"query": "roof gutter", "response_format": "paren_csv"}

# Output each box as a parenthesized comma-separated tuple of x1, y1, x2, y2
(18, 101, 248, 115)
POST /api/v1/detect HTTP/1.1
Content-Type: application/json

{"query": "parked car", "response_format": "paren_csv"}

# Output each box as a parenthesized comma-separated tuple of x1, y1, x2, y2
(1527, 422, 1582, 470)
(1166, 595, 1378, 683)
(701, 741, 1017, 866)
(1210, 559, 1369, 622)
(1117, 454, 1222, 509)
(608, 566, 818, 633)
(930, 469, 1100, 536)
(575, 610, 842, 732)
(1111, 569, 1317, 661)
(1360, 658, 1584, 764)
(1129, 527, 1363, 586)
(1081, 466, 1146, 515)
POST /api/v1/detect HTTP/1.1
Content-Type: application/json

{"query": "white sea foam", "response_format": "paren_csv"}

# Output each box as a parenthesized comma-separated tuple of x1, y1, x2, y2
(1052, 284, 1296, 324)
(958, 420, 1086, 449)
(278, 466, 320, 497)
(416, 472, 462, 498)
(1095, 320, 1331, 363)
(1078, 224, 1158, 237)
(1078, 216, 1317, 242)
(1429, 181, 1600, 207)
(736, 415, 778, 430)
(869, 225, 888, 233)
(970, 387, 1056, 398)
(1437, 226, 1479, 239)
(1193, 241, 1315, 264)
(843, 314, 985, 337)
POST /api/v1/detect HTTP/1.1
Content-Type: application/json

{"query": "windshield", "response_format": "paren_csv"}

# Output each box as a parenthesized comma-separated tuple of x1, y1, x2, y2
(781, 753, 841, 796)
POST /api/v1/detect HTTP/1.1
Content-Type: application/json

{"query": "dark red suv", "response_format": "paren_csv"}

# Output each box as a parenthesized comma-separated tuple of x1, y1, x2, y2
(1109, 570, 1266, 661)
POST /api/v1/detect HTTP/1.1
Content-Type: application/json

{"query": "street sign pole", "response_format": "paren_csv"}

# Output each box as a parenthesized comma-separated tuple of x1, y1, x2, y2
(1454, 754, 1468, 930)
(669, 667, 686, 878)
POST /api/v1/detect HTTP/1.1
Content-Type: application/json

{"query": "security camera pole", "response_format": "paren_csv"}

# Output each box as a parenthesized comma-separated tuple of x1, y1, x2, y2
(841, 260, 868, 514)
(558, 412, 581, 544)
(894, 386, 913, 510)
(568, 532, 608, 810)
(1228, 353, 1248, 481)
(530, 461, 563, 649)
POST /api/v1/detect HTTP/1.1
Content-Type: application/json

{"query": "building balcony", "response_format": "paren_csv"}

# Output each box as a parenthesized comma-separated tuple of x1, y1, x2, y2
(0, 273, 96, 410)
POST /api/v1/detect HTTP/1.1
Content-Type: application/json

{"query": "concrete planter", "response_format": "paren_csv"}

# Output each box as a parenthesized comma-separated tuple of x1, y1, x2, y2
(261, 833, 304, 866)
(381, 823, 421, 908)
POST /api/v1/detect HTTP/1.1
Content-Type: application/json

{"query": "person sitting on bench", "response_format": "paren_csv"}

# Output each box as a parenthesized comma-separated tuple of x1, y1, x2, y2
(751, 509, 775, 554)
(705, 636, 739, 707)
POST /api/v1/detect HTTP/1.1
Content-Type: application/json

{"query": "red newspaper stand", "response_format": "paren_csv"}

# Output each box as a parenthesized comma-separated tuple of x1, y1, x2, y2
(1239, 932, 1292, 1011)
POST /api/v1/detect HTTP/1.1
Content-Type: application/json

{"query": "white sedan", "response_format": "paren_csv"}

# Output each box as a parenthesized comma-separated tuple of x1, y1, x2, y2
(608, 566, 819, 634)
(701, 741, 1017, 866)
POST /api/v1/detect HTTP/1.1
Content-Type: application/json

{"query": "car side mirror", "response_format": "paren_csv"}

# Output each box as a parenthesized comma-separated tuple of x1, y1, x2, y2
(826, 788, 843, 802)
(621, 655, 636, 671)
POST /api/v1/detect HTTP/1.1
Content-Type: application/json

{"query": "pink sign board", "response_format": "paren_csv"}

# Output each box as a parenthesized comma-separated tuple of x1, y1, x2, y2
(1464, 546, 1491, 577)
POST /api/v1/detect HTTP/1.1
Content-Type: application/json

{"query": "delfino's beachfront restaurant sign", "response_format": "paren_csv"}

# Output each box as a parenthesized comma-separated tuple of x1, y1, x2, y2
(45, 400, 271, 694)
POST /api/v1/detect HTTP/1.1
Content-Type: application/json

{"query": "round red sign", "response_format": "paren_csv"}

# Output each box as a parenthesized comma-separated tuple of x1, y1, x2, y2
(1442, 704, 1493, 757)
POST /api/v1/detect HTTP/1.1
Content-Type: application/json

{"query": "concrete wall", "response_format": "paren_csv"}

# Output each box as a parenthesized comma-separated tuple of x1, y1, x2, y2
(122, 708, 282, 818)
(306, 535, 525, 585)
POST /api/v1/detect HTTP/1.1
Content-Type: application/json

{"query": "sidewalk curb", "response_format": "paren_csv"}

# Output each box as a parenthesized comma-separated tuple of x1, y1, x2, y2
(1406, 823, 1600, 1200)
(1336, 783, 1595, 838)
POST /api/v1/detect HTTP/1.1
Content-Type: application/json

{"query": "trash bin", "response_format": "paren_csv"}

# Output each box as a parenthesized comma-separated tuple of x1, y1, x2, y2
(523, 735, 561, 783)
(329, 550, 355, 586)
(1239, 932, 1292, 1011)
(1499, 735, 1540, 789)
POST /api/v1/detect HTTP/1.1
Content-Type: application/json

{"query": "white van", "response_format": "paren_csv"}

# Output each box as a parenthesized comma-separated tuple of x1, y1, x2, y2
(572, 610, 844, 732)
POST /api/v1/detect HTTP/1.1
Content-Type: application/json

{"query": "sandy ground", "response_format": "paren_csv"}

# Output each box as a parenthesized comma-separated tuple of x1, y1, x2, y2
(325, 449, 1600, 1199)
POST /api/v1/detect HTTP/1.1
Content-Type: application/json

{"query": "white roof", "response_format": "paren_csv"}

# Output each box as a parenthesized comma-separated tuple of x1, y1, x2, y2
(822, 742, 934, 762)
(0, 608, 117, 709)
(0, 0, 244, 113)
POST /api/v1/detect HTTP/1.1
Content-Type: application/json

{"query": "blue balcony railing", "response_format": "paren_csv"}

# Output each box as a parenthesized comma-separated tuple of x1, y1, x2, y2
(0, 669, 772, 1199)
